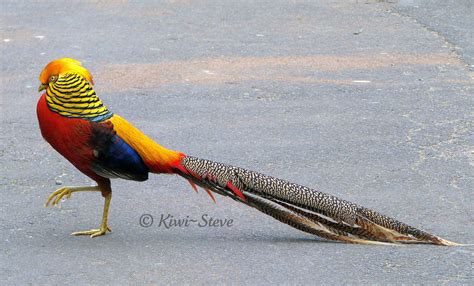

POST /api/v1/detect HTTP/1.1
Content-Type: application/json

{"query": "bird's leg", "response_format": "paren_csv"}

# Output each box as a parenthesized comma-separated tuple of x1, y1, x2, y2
(45, 186, 100, 207)
(45, 181, 113, 238)
(71, 191, 112, 238)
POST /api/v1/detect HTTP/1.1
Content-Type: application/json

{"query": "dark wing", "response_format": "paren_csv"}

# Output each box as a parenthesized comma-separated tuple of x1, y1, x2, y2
(88, 121, 149, 181)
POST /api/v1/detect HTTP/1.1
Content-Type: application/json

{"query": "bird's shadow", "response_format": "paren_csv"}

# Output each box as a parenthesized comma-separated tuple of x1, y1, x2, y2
(120, 230, 342, 245)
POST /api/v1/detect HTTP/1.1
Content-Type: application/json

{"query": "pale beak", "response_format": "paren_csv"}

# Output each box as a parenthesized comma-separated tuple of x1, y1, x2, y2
(38, 84, 47, 92)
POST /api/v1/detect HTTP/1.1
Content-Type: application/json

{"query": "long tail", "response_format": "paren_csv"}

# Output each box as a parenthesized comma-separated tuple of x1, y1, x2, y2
(172, 156, 459, 245)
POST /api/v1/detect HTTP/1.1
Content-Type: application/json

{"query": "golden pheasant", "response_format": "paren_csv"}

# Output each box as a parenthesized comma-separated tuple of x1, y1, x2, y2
(36, 58, 458, 245)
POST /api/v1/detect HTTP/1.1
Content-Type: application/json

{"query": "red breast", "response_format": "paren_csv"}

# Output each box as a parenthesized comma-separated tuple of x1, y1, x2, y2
(37, 94, 105, 182)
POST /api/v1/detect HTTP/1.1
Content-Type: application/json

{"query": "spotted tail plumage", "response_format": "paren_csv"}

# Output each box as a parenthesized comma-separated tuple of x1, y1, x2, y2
(173, 156, 458, 245)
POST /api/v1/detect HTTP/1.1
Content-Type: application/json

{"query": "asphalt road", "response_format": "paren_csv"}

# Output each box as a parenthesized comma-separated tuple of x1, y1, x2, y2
(1, 0, 473, 284)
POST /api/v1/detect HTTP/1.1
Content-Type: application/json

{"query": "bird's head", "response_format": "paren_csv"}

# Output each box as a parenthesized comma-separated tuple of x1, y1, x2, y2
(38, 58, 94, 92)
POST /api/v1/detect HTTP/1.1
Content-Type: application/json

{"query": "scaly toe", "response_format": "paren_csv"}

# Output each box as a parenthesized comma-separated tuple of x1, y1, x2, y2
(71, 226, 111, 238)
(71, 229, 100, 236)
(90, 230, 107, 238)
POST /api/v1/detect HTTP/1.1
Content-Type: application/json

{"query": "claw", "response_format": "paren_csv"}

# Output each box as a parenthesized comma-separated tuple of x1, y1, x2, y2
(45, 187, 72, 207)
(44, 186, 100, 207)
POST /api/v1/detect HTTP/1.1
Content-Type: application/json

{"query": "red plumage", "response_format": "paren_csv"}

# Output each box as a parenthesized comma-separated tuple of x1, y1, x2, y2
(37, 94, 106, 184)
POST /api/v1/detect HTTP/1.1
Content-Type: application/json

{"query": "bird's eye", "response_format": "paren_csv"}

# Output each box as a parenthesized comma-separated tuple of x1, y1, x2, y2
(49, 75, 57, 82)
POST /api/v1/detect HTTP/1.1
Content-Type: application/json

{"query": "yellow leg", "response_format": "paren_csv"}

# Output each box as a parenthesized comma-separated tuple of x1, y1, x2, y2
(45, 185, 112, 238)
(71, 192, 112, 238)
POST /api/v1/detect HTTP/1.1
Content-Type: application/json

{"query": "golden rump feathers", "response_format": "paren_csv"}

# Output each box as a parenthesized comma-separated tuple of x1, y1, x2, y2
(38, 58, 94, 91)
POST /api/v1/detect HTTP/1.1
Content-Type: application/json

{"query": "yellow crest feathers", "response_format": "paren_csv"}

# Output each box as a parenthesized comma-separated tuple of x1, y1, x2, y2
(39, 58, 94, 85)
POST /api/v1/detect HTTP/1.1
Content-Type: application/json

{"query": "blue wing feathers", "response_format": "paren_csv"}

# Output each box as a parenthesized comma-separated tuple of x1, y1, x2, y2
(89, 122, 149, 181)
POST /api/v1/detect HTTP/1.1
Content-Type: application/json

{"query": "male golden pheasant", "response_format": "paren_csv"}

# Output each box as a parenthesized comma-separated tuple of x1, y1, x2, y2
(36, 58, 457, 245)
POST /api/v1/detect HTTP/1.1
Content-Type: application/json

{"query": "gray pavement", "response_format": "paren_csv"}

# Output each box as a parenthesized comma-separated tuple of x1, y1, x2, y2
(1, 0, 473, 284)
(395, 0, 474, 69)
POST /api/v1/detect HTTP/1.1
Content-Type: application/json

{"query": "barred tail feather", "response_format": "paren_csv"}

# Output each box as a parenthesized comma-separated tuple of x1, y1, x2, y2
(173, 156, 459, 246)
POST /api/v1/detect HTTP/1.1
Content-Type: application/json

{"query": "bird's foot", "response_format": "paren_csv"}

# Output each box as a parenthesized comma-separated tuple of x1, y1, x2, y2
(44, 186, 99, 207)
(71, 226, 112, 238)
(45, 187, 74, 207)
